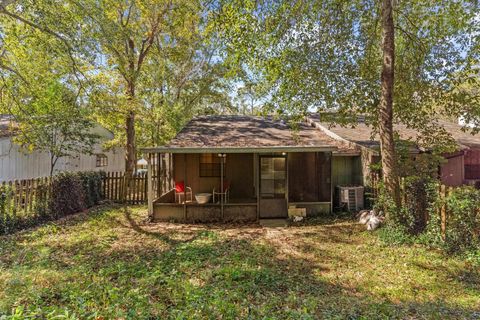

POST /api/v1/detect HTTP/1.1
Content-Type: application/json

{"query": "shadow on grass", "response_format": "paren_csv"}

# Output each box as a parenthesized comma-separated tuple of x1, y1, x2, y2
(412, 260, 480, 292)
(121, 206, 204, 246)
(1, 206, 479, 319)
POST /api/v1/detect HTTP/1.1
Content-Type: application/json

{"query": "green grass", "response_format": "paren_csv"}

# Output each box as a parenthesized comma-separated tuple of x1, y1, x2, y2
(0, 205, 479, 319)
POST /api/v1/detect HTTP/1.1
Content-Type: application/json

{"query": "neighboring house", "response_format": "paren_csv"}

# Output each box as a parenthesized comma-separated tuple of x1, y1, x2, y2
(142, 115, 347, 222)
(0, 115, 125, 181)
(307, 114, 480, 187)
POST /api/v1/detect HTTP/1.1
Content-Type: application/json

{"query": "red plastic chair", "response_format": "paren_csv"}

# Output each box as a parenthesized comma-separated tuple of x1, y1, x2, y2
(175, 181, 192, 203)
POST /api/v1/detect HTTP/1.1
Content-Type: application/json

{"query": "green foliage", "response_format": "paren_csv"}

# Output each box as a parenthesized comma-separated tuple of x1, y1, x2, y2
(0, 184, 15, 234)
(0, 171, 105, 235)
(377, 223, 413, 246)
(0, 0, 236, 159)
(379, 182, 480, 255)
(0, 206, 478, 318)
(4, 80, 99, 175)
(442, 187, 480, 252)
(49, 172, 87, 219)
(416, 186, 480, 253)
(373, 181, 397, 216)
(78, 171, 105, 208)
(401, 176, 440, 234)
(213, 0, 480, 146)
(465, 249, 480, 266)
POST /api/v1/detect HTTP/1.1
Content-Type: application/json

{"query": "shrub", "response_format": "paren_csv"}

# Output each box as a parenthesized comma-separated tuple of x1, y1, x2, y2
(0, 184, 15, 234)
(375, 177, 439, 232)
(378, 223, 414, 245)
(0, 171, 105, 235)
(78, 171, 105, 208)
(402, 176, 439, 234)
(49, 172, 86, 219)
(441, 186, 480, 252)
(34, 181, 50, 221)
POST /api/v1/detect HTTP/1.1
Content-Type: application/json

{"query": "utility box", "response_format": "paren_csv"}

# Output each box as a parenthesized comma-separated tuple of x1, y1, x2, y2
(336, 186, 364, 212)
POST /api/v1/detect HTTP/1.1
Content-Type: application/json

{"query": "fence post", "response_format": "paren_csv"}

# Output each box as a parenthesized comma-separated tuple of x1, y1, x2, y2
(400, 177, 406, 207)
(147, 154, 153, 219)
(440, 184, 447, 241)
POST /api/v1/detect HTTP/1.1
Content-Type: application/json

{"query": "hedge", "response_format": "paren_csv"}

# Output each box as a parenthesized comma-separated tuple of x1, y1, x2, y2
(0, 171, 105, 235)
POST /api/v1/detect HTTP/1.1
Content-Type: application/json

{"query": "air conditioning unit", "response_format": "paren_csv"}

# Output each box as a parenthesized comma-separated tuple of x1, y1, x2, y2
(336, 186, 364, 212)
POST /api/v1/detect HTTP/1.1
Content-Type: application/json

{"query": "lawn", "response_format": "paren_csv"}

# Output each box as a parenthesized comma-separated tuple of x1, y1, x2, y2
(0, 205, 479, 319)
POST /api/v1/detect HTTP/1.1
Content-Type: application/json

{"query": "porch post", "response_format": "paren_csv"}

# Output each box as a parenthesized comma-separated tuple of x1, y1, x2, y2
(330, 151, 333, 214)
(285, 152, 289, 209)
(183, 153, 187, 221)
(220, 153, 225, 221)
(147, 153, 153, 220)
(255, 153, 260, 220)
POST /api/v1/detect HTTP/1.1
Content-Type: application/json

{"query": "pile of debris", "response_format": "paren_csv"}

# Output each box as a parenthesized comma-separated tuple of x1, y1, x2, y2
(358, 209, 385, 230)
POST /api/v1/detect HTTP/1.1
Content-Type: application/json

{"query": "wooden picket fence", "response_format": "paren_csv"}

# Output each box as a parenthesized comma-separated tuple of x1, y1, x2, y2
(102, 172, 153, 204)
(0, 171, 170, 219)
(0, 177, 51, 217)
(102, 154, 174, 204)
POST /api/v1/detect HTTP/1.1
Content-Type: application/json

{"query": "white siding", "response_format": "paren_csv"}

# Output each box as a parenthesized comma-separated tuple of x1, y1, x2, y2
(0, 137, 125, 181)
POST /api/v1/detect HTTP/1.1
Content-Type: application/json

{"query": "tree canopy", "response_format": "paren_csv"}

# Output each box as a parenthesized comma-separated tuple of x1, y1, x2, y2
(212, 0, 479, 145)
(0, 0, 479, 200)
(0, 0, 236, 175)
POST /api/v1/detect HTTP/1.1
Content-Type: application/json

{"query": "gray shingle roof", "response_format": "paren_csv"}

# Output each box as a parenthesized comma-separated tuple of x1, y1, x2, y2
(308, 114, 480, 150)
(165, 115, 341, 149)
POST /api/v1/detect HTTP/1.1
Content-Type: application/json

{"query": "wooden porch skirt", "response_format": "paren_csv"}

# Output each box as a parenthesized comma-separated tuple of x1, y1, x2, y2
(153, 201, 331, 223)
(153, 203, 257, 222)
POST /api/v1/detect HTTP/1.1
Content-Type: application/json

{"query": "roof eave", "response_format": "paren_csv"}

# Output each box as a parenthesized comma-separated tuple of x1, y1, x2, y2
(141, 146, 337, 154)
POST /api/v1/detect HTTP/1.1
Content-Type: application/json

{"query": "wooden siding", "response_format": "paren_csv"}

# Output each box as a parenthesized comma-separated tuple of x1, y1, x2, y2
(440, 154, 465, 187)
(332, 156, 363, 188)
(0, 137, 125, 181)
(464, 149, 480, 180)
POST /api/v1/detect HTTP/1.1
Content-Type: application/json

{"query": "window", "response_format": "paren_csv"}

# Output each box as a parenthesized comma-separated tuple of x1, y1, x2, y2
(96, 154, 108, 167)
(199, 153, 225, 177)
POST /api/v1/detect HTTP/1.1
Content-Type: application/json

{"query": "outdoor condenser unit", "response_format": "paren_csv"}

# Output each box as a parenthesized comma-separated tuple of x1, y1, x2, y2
(336, 186, 364, 212)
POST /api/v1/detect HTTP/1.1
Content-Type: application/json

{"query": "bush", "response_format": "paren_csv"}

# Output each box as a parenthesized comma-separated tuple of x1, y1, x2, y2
(78, 171, 105, 208)
(49, 172, 86, 218)
(402, 176, 439, 234)
(378, 223, 414, 245)
(49, 171, 106, 219)
(375, 176, 440, 233)
(441, 186, 480, 252)
(0, 184, 15, 234)
(0, 171, 105, 235)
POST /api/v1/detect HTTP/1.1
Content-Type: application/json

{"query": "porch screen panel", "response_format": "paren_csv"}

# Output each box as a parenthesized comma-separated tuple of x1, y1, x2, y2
(317, 152, 332, 202)
(288, 152, 331, 202)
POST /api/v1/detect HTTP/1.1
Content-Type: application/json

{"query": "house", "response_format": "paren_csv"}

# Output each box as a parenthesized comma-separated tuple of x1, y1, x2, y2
(142, 115, 347, 222)
(0, 115, 125, 181)
(307, 114, 480, 187)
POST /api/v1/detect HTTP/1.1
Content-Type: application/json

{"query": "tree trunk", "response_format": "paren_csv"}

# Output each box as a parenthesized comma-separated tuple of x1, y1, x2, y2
(125, 110, 136, 176)
(379, 0, 401, 211)
(50, 154, 55, 176)
(124, 83, 136, 202)
(125, 80, 137, 176)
